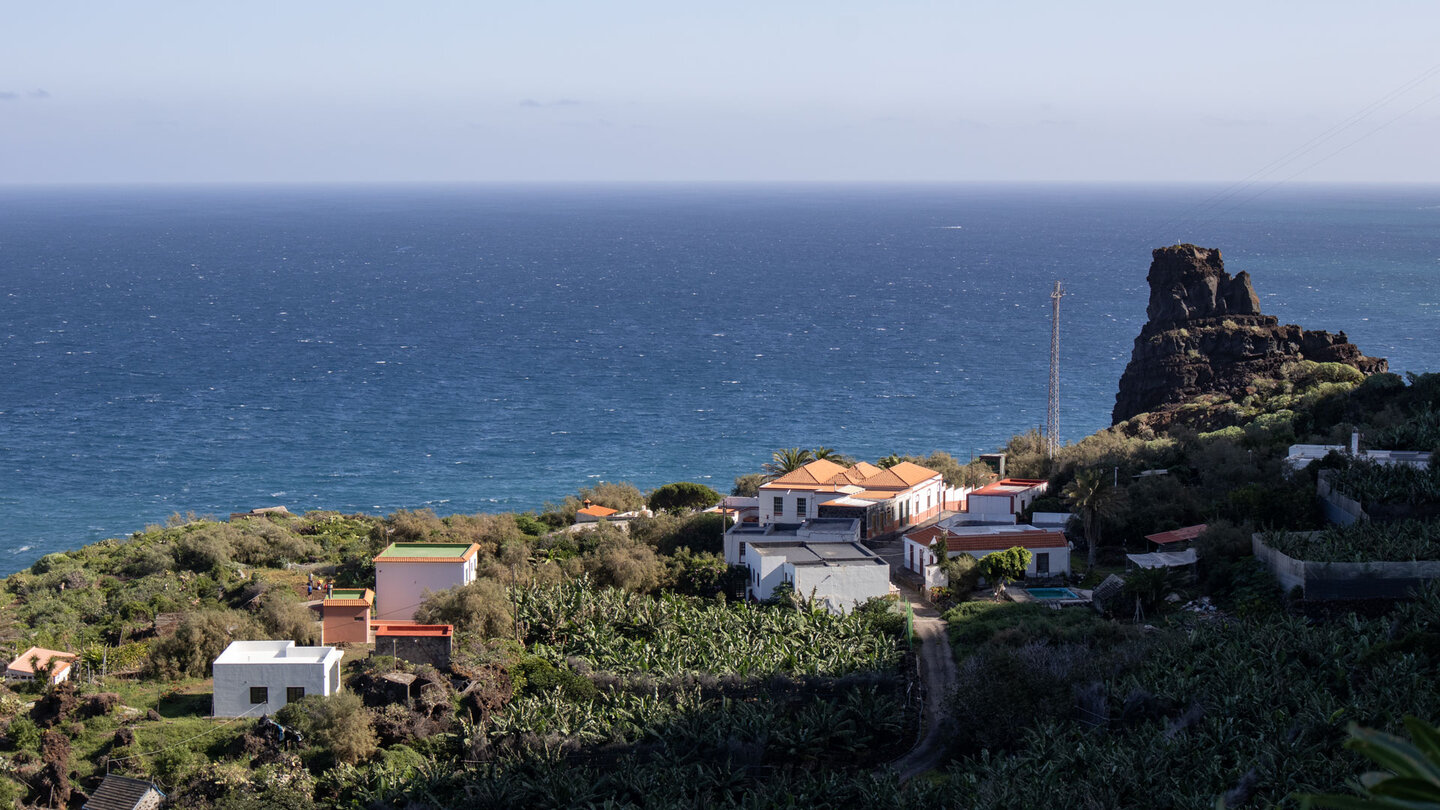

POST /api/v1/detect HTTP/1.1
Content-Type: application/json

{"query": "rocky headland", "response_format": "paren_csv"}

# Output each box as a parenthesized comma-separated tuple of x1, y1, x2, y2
(1112, 244, 1387, 424)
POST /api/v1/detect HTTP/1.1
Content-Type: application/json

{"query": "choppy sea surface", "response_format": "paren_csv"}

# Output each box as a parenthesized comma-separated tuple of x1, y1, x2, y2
(1, 184, 1436, 573)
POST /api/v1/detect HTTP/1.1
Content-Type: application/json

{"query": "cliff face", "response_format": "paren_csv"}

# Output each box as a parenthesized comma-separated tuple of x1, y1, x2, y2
(1112, 244, 1387, 424)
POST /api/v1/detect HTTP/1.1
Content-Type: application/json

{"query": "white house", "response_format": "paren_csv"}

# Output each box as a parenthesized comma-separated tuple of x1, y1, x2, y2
(1285, 432, 1432, 471)
(963, 478, 1050, 523)
(212, 640, 343, 718)
(755, 459, 951, 539)
(743, 540, 892, 613)
(5, 647, 76, 685)
(902, 523, 1070, 588)
(373, 542, 480, 621)
(724, 517, 860, 565)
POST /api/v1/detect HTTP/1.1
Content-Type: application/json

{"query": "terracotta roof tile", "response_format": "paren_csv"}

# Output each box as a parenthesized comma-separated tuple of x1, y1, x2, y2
(1145, 524, 1207, 545)
(7, 647, 75, 675)
(577, 504, 619, 517)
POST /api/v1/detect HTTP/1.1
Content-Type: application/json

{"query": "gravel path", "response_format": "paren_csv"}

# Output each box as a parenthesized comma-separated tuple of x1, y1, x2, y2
(888, 585, 957, 782)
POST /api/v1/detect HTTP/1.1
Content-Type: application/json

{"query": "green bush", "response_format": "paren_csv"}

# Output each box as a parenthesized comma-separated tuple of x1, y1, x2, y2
(647, 482, 722, 513)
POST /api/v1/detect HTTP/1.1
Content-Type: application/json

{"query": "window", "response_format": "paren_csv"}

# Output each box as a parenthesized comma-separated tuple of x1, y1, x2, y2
(738, 543, 746, 559)
(249, 686, 268, 705)
(796, 497, 807, 518)
(286, 686, 305, 703)
(1036, 553, 1049, 574)
(773, 496, 784, 516)
(354, 615, 366, 621)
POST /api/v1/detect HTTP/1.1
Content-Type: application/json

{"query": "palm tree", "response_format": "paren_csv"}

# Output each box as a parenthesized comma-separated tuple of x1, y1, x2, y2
(1063, 468, 1121, 571)
(811, 447, 854, 466)
(877, 454, 904, 469)
(763, 447, 815, 479)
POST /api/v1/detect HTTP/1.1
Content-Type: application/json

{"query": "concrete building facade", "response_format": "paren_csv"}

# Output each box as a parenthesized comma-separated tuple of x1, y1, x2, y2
(373, 542, 480, 621)
(212, 640, 343, 718)
(321, 588, 374, 645)
(743, 540, 892, 612)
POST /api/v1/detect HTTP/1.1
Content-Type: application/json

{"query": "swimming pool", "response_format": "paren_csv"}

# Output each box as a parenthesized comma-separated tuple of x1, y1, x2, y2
(1026, 587, 1081, 600)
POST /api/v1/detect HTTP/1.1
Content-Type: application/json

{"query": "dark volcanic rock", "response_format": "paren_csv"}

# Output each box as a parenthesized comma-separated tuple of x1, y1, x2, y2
(1112, 244, 1386, 424)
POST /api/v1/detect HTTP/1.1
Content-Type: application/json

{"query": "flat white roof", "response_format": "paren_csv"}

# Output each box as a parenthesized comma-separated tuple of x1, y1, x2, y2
(214, 640, 340, 666)
(934, 518, 1049, 537)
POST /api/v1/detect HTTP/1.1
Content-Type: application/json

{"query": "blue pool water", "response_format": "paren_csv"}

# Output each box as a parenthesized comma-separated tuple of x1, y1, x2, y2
(1026, 588, 1081, 600)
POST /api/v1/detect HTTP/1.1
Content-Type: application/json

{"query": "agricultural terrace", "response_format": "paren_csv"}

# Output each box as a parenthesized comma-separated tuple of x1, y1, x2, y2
(1326, 459, 1440, 506)
(1262, 520, 1440, 563)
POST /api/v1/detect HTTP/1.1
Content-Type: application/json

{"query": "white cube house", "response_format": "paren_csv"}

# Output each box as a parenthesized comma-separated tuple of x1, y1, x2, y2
(212, 640, 343, 718)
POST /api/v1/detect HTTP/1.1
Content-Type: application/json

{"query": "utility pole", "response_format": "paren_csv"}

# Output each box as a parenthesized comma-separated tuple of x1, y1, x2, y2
(1046, 280, 1065, 459)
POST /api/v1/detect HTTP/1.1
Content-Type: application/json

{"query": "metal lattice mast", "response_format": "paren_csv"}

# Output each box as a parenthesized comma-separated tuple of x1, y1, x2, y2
(1046, 280, 1065, 459)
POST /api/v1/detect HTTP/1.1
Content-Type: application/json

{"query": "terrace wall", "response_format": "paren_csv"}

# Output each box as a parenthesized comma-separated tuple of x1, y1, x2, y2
(1252, 533, 1440, 600)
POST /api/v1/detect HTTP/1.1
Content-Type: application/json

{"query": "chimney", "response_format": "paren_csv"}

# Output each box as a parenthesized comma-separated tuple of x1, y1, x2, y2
(583, 499, 592, 508)
(1351, 432, 1360, 455)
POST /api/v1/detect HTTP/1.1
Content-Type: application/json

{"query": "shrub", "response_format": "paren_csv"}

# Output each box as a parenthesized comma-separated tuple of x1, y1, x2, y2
(276, 693, 378, 767)
(732, 473, 766, 497)
(257, 588, 321, 645)
(414, 578, 513, 638)
(647, 482, 722, 513)
(147, 609, 263, 679)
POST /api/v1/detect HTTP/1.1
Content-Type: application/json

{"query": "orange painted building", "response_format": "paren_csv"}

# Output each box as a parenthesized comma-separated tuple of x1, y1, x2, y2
(321, 588, 374, 645)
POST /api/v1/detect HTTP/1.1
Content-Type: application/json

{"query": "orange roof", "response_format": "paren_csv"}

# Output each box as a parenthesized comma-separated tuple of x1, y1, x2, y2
(577, 504, 619, 517)
(7, 647, 75, 675)
(1146, 524, 1207, 545)
(945, 530, 1066, 552)
(852, 490, 901, 501)
(373, 621, 453, 638)
(762, 458, 941, 494)
(885, 461, 942, 487)
(765, 458, 852, 488)
(323, 588, 375, 608)
(971, 478, 1049, 497)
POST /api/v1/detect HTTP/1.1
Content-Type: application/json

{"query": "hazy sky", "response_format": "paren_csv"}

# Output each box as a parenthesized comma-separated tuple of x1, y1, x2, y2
(3, 1, 1438, 184)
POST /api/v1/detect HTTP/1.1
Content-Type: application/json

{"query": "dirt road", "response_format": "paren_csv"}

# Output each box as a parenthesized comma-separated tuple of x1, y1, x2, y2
(888, 584, 957, 782)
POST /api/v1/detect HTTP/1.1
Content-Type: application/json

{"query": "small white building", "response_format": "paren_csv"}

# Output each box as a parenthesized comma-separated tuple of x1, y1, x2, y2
(963, 478, 1050, 522)
(212, 640, 343, 718)
(1285, 433, 1432, 471)
(5, 647, 76, 685)
(902, 523, 1070, 588)
(743, 540, 892, 613)
(724, 517, 861, 565)
(373, 542, 480, 621)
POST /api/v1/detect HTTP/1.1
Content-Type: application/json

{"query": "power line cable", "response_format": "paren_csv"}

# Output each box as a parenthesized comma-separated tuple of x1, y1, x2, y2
(1152, 59, 1440, 239)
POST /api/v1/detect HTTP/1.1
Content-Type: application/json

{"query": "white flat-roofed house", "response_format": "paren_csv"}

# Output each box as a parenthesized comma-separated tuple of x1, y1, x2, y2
(373, 542, 481, 621)
(724, 517, 860, 565)
(743, 540, 892, 613)
(5, 647, 76, 685)
(963, 478, 1050, 523)
(902, 523, 1070, 589)
(212, 640, 343, 718)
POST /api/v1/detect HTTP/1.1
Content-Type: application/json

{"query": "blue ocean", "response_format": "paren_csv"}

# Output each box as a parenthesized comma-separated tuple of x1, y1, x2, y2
(1, 184, 1436, 574)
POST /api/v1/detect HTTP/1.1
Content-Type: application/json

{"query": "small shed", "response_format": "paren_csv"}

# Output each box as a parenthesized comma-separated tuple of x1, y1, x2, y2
(321, 588, 374, 645)
(84, 774, 166, 810)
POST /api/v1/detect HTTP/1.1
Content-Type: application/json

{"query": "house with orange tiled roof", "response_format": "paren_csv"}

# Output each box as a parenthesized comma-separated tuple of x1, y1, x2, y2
(901, 522, 1070, 587)
(756, 458, 950, 539)
(6, 647, 76, 685)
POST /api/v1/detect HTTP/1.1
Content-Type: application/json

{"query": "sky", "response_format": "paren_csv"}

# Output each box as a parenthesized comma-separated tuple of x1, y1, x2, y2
(3, 1, 1438, 184)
